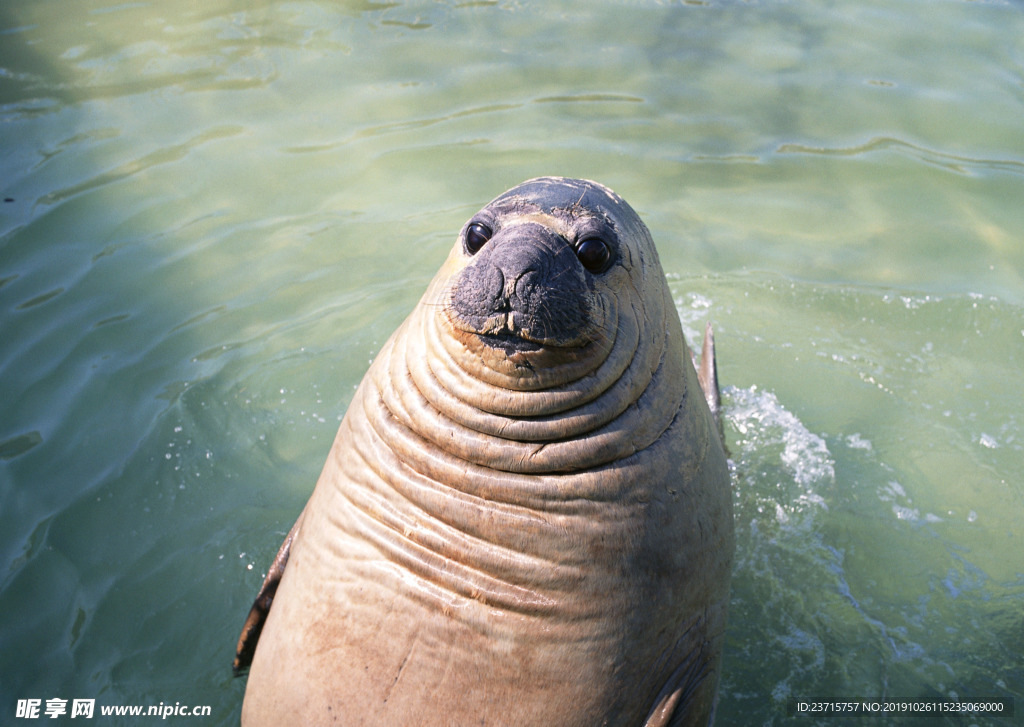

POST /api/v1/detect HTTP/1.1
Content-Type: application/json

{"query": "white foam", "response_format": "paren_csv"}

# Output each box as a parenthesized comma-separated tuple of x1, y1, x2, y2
(845, 432, 873, 451)
(726, 385, 836, 489)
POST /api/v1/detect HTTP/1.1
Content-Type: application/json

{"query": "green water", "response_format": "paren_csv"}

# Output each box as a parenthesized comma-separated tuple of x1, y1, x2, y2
(2, 0, 1021, 724)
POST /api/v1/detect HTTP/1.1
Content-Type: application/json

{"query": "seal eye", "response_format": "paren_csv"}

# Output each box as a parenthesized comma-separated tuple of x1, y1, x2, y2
(575, 237, 613, 274)
(465, 222, 492, 255)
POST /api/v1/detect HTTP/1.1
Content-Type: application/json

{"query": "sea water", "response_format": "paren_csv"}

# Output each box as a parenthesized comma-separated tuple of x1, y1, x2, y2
(2, 1, 1021, 724)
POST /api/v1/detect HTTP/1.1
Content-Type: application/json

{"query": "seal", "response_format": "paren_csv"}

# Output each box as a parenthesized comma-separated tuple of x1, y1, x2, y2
(234, 177, 734, 726)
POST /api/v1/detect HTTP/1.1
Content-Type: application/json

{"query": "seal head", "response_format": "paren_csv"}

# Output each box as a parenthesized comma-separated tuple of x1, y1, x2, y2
(442, 177, 639, 386)
(449, 179, 617, 357)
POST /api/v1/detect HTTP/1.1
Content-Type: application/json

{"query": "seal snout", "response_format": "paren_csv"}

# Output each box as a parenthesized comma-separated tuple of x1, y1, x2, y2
(449, 221, 594, 350)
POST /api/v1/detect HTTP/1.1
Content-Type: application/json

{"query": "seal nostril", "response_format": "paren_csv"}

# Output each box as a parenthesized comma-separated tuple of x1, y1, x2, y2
(575, 237, 612, 274)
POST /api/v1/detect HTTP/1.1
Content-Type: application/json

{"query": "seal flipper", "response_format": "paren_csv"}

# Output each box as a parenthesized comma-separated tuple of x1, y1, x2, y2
(642, 644, 714, 727)
(691, 321, 723, 442)
(233, 507, 305, 675)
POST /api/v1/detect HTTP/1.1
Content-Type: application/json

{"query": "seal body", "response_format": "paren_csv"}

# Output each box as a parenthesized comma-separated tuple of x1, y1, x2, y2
(236, 178, 733, 726)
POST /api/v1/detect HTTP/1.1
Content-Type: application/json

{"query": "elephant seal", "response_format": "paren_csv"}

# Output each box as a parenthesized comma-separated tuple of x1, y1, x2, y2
(234, 177, 734, 726)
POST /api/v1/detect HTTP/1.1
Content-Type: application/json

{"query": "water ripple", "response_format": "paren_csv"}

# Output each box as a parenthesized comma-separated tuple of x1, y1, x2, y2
(533, 93, 645, 104)
(37, 125, 245, 207)
(778, 136, 1024, 177)
(283, 103, 521, 154)
(0, 430, 43, 460)
(15, 286, 64, 310)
